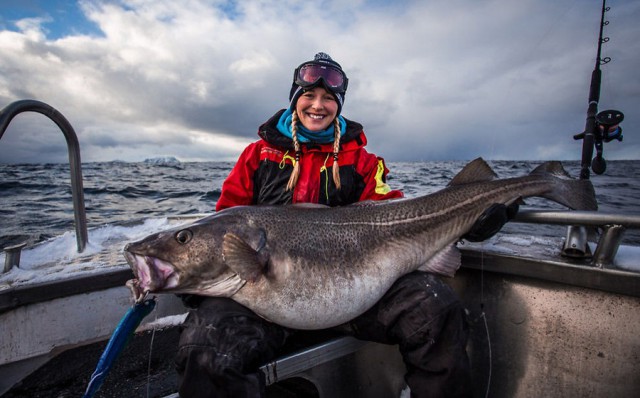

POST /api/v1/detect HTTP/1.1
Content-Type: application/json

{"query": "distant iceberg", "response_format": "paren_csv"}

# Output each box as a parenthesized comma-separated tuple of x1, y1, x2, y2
(143, 156, 182, 167)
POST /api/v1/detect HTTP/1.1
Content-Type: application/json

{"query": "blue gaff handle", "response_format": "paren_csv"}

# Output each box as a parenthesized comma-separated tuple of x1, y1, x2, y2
(82, 298, 156, 398)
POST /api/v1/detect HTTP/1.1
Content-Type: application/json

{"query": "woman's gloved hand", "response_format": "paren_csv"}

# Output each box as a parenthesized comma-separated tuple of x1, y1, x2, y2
(463, 202, 519, 242)
(177, 294, 205, 309)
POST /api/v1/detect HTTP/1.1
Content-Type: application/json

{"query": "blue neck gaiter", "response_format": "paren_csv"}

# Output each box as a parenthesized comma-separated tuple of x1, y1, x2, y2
(276, 109, 346, 144)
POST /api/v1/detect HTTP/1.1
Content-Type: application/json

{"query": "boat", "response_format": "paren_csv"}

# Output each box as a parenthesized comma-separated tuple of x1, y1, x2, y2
(1, 1, 639, 397)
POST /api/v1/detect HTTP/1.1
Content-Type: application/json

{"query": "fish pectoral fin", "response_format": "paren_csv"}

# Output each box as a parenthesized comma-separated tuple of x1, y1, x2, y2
(418, 244, 461, 277)
(222, 232, 268, 282)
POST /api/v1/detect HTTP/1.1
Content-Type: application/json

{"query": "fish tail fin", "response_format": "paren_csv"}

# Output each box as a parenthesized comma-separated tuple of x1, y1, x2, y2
(531, 162, 598, 211)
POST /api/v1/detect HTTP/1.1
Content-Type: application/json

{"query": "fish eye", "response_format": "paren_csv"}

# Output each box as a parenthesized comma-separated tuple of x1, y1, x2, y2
(175, 229, 193, 244)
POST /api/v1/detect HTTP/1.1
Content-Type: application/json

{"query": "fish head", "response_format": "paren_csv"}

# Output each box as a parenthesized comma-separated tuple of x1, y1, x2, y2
(124, 217, 244, 300)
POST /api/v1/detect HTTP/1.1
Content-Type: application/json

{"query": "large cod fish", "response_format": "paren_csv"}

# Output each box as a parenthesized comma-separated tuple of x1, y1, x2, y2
(125, 158, 597, 330)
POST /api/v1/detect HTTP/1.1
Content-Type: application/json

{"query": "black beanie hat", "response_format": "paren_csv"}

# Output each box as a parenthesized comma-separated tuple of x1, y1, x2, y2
(288, 52, 347, 116)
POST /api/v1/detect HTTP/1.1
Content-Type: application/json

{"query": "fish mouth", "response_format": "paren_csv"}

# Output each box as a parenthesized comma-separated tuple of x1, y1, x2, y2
(124, 251, 179, 301)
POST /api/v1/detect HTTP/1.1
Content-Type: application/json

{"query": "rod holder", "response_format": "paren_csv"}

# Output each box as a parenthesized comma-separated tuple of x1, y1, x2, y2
(592, 224, 625, 268)
(561, 225, 592, 259)
(3, 242, 27, 273)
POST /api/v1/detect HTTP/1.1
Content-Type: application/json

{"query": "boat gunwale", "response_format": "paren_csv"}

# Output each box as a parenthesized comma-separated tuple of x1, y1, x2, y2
(460, 246, 640, 298)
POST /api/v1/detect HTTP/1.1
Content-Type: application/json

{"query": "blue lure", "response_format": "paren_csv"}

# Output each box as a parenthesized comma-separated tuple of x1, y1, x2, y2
(82, 298, 156, 398)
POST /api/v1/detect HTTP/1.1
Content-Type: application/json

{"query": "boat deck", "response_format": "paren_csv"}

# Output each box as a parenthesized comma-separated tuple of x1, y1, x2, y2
(2, 211, 640, 397)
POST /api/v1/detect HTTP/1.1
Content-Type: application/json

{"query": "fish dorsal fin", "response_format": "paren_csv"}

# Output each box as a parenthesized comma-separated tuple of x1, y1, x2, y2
(530, 161, 571, 178)
(448, 158, 498, 186)
(417, 244, 461, 277)
(222, 232, 269, 282)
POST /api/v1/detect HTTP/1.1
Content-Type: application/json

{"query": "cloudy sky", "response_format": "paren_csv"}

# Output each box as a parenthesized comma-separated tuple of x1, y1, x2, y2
(0, 0, 638, 164)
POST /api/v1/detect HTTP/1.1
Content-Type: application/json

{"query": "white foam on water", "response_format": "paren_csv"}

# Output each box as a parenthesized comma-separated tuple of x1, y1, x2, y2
(0, 217, 191, 286)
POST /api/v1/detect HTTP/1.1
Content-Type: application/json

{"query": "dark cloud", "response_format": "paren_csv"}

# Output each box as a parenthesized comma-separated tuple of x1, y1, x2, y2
(1, 0, 638, 164)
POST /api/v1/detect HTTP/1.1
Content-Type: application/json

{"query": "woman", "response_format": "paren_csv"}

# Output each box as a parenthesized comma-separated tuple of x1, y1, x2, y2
(214, 52, 403, 210)
(176, 52, 507, 397)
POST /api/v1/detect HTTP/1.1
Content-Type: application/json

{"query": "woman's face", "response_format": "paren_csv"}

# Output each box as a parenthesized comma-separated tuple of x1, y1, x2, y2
(295, 87, 338, 131)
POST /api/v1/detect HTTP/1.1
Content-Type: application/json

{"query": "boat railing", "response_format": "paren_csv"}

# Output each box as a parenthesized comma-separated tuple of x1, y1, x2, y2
(513, 209, 640, 268)
(0, 100, 88, 259)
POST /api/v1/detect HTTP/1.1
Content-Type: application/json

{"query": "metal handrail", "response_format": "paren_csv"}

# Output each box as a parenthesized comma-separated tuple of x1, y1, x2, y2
(0, 100, 88, 253)
(515, 210, 640, 228)
(514, 209, 637, 268)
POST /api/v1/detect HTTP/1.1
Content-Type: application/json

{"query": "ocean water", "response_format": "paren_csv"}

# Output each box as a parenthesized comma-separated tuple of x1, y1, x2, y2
(1, 159, 639, 249)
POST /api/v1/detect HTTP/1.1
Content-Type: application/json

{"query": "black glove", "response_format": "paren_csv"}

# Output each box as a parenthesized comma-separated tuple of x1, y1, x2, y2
(177, 294, 205, 309)
(463, 202, 519, 242)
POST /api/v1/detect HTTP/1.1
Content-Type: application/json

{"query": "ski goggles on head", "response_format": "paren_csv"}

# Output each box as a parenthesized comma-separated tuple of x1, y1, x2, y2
(294, 63, 349, 94)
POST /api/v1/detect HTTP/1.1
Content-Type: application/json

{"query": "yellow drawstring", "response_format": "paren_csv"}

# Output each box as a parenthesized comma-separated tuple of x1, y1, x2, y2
(279, 150, 296, 169)
(320, 153, 331, 202)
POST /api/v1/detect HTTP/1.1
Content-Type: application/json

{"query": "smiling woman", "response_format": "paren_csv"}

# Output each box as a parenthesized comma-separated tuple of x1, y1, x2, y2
(294, 88, 338, 132)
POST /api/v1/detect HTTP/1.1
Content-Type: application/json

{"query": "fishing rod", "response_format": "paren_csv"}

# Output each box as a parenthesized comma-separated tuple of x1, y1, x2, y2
(573, 0, 624, 179)
(563, 0, 624, 259)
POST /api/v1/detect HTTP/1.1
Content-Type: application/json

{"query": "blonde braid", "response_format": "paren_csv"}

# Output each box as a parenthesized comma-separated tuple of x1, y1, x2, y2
(332, 117, 341, 190)
(286, 110, 302, 191)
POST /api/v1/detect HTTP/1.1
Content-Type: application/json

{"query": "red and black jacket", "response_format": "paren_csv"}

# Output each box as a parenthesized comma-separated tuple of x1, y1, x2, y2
(216, 110, 403, 211)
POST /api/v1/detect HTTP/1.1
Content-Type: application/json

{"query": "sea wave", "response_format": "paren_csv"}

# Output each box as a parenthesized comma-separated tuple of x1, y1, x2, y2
(1, 160, 639, 248)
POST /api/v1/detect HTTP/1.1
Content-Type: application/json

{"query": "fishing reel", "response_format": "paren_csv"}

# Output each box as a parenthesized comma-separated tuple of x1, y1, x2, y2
(574, 109, 624, 175)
